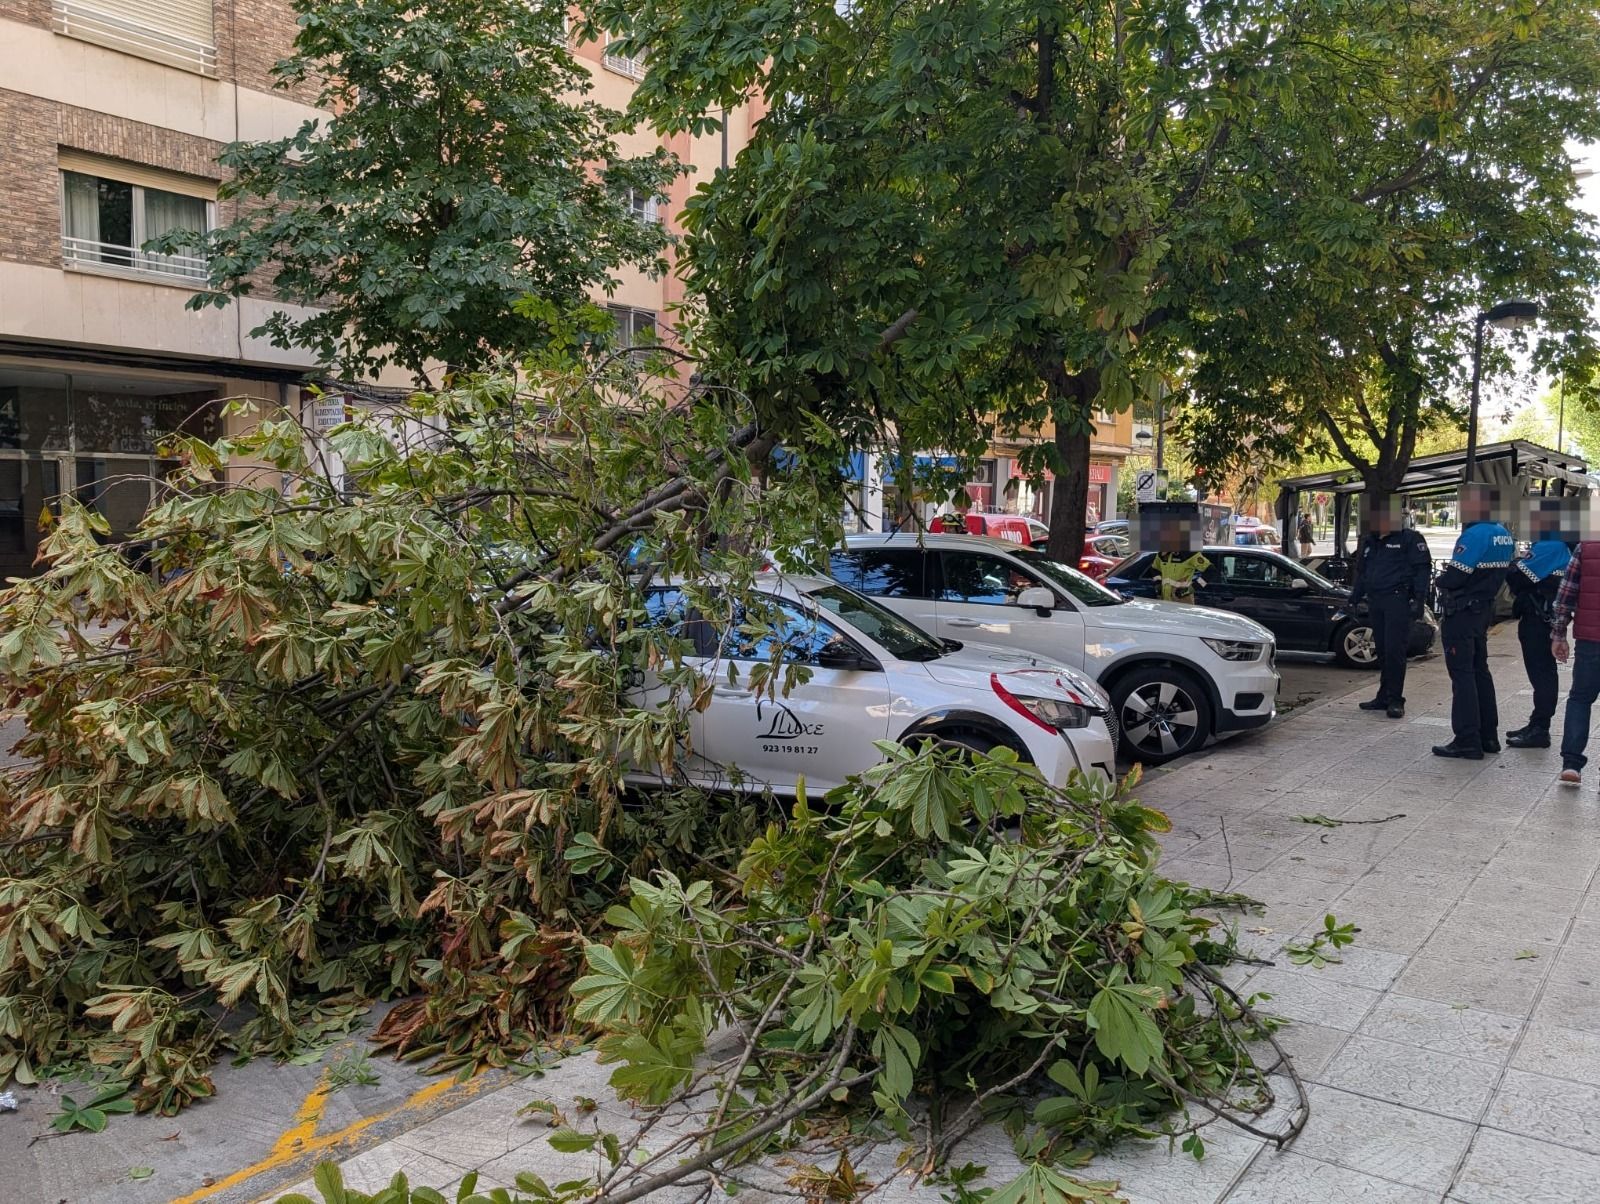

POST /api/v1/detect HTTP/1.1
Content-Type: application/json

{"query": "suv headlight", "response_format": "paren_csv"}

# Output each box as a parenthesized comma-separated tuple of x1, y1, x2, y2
(1202, 638, 1265, 661)
(1013, 695, 1095, 730)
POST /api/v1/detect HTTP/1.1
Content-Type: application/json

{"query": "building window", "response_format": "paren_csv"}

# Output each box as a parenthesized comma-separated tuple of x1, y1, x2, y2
(602, 39, 648, 80)
(607, 306, 658, 354)
(625, 188, 663, 224)
(52, 0, 218, 75)
(61, 169, 213, 283)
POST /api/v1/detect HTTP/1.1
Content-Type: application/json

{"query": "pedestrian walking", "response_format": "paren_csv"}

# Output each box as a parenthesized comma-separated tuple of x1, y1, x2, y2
(1432, 484, 1515, 760)
(1505, 504, 1571, 749)
(1552, 538, 1600, 785)
(1348, 495, 1430, 719)
(1297, 512, 1315, 558)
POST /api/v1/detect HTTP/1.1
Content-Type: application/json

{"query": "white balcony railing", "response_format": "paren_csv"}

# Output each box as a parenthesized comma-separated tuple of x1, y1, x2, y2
(62, 236, 209, 283)
(602, 46, 648, 81)
(52, 0, 218, 76)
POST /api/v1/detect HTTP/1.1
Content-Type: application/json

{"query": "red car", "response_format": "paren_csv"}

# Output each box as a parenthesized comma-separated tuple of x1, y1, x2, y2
(1079, 534, 1129, 580)
(929, 513, 1126, 580)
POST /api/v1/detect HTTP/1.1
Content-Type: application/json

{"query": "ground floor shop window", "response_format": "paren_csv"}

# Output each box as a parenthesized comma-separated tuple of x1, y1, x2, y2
(0, 365, 218, 579)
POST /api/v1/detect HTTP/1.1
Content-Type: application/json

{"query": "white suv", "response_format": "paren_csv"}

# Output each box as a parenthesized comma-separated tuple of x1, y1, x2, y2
(826, 534, 1279, 763)
(627, 574, 1117, 794)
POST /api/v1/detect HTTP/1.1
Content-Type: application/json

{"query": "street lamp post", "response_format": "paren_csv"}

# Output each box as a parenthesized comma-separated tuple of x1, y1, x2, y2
(1558, 368, 1568, 455)
(1465, 299, 1541, 482)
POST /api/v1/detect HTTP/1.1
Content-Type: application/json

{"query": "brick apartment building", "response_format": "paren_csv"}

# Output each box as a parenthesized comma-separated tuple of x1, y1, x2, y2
(0, 0, 754, 579)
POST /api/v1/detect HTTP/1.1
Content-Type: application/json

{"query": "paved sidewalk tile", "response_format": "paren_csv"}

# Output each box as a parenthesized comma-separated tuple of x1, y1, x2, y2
(1316, 1035, 1501, 1120)
(1079, 1126, 1262, 1204)
(1530, 973, 1600, 1029)
(1509, 1021, 1600, 1084)
(1285, 1084, 1475, 1193)
(1391, 951, 1547, 1015)
(1242, 967, 1384, 1030)
(1356, 994, 1522, 1063)
(1272, 945, 1411, 992)
(1449, 1128, 1600, 1204)
(1224, 1148, 1437, 1204)
(1482, 1068, 1600, 1154)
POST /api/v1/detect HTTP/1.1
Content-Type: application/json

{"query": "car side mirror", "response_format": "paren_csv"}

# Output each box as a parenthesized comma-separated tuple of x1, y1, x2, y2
(1016, 586, 1056, 615)
(817, 641, 880, 672)
(1290, 577, 1310, 590)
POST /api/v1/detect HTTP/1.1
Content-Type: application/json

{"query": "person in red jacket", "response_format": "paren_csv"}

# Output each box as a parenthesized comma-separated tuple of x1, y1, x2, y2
(1553, 539, 1600, 785)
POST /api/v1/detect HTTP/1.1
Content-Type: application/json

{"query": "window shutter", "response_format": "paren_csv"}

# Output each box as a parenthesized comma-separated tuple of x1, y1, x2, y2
(53, 0, 217, 74)
(58, 150, 218, 201)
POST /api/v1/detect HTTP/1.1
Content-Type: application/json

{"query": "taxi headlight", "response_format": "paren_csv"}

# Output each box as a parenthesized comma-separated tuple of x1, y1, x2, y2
(1202, 638, 1265, 662)
(1014, 695, 1095, 730)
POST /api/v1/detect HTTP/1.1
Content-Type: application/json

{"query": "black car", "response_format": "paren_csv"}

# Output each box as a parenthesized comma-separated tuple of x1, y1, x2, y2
(1107, 546, 1437, 669)
(1306, 551, 1514, 621)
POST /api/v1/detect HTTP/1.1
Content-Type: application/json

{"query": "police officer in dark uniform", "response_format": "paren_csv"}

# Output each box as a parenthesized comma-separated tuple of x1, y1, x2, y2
(1503, 500, 1573, 749)
(1348, 494, 1431, 719)
(1433, 483, 1515, 759)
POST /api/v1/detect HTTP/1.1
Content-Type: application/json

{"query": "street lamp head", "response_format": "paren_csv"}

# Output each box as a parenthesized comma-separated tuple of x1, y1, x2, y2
(1482, 299, 1540, 330)
(1135, 426, 1154, 444)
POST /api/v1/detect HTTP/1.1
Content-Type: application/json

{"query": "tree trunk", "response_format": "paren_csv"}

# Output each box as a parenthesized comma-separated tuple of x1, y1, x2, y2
(1037, 362, 1097, 562)
(1046, 420, 1092, 561)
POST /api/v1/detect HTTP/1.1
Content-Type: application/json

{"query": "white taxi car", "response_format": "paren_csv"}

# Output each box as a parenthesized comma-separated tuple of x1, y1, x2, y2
(826, 533, 1280, 764)
(629, 574, 1117, 795)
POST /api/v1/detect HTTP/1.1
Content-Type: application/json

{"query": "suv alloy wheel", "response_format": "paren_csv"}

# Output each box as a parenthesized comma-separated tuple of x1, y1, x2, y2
(1110, 666, 1212, 764)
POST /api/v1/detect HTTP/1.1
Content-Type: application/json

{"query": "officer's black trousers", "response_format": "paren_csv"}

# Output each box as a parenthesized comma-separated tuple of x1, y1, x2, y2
(1443, 610, 1497, 747)
(1517, 612, 1559, 729)
(1369, 592, 1411, 704)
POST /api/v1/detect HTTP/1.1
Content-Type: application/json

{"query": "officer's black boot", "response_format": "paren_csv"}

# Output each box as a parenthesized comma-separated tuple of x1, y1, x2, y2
(1386, 700, 1405, 719)
(1358, 697, 1388, 711)
(1507, 724, 1551, 749)
(1432, 741, 1485, 760)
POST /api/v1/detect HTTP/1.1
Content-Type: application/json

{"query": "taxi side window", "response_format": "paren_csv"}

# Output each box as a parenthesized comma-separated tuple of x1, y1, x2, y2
(829, 548, 928, 598)
(640, 588, 719, 657)
(726, 599, 844, 665)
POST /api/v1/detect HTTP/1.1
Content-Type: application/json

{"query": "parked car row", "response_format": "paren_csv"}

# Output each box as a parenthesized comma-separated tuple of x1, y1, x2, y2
(567, 517, 1458, 804)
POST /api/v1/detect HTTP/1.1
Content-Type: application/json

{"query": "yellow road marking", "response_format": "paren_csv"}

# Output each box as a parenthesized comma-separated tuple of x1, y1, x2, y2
(169, 1074, 474, 1203)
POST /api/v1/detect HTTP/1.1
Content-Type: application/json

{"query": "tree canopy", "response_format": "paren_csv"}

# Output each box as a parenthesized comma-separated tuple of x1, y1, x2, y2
(172, 0, 676, 385)
(1180, 1, 1600, 497)
(599, 0, 1600, 548)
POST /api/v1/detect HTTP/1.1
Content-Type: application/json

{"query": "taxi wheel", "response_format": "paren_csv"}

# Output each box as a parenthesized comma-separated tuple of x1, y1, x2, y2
(905, 730, 1000, 761)
(1111, 667, 1212, 765)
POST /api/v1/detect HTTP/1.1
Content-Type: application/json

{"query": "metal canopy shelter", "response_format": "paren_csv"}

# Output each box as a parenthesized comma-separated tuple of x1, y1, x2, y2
(1276, 440, 1593, 556)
